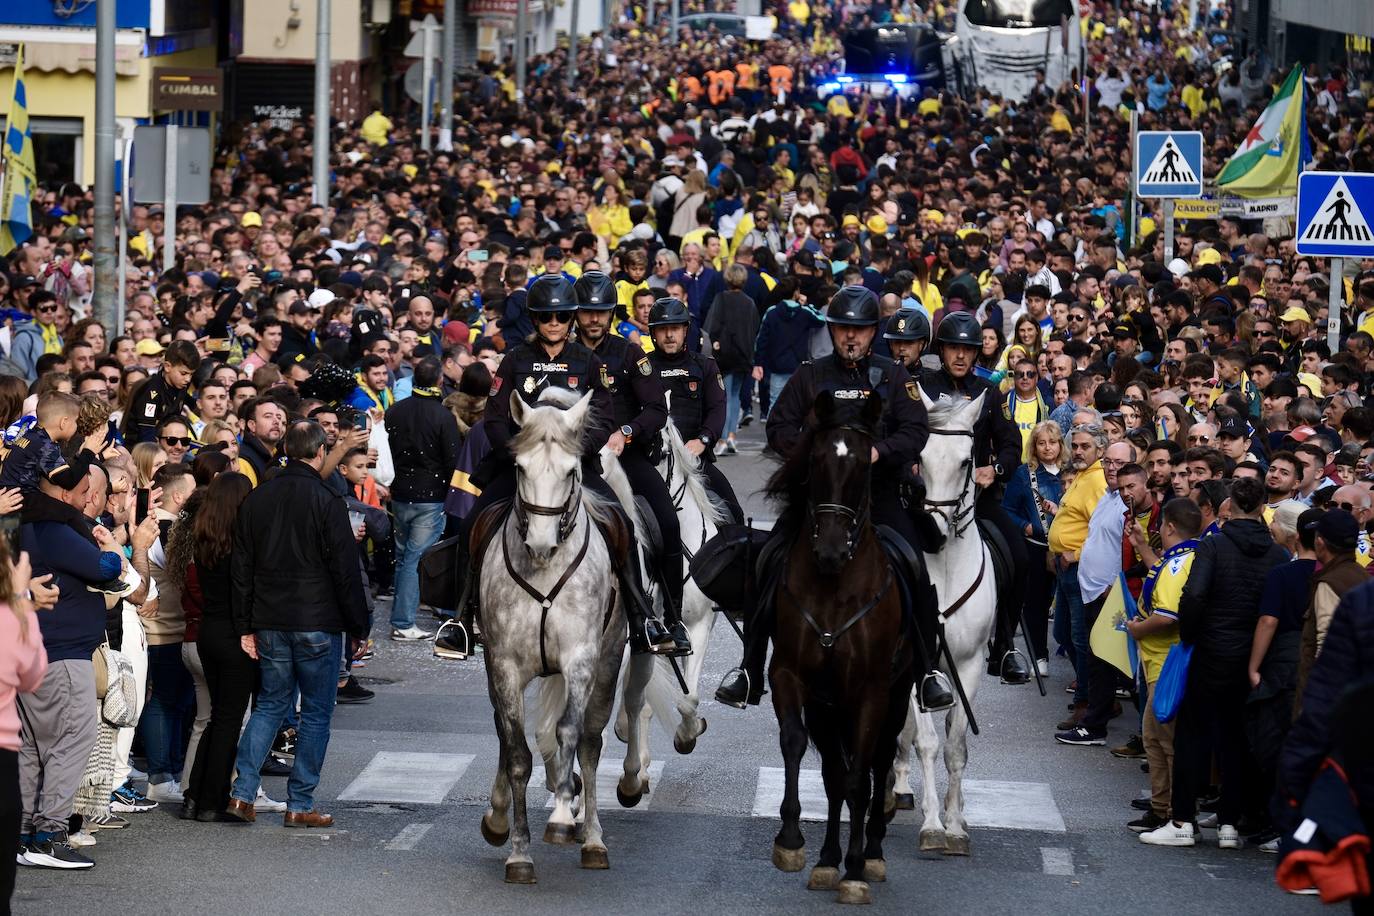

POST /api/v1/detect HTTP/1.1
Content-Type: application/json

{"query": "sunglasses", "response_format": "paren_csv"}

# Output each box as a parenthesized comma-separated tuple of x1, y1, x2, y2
(1015, 371, 1038, 380)
(1188, 434, 1211, 443)
(1327, 500, 1360, 512)
(161, 436, 193, 447)
(101, 374, 120, 384)
(535, 311, 575, 325)
(1255, 329, 1276, 338)
(36, 304, 59, 313)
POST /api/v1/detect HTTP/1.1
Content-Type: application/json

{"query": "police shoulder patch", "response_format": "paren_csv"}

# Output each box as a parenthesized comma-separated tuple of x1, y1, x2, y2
(637, 357, 651, 377)
(906, 380, 919, 401)
(489, 375, 503, 396)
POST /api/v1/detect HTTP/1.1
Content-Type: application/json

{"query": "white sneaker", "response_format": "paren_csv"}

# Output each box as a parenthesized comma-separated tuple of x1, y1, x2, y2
(1140, 821, 1196, 847)
(1197, 811, 1218, 829)
(1217, 825, 1240, 849)
(255, 787, 287, 813)
(1036, 658, 1050, 677)
(68, 831, 96, 848)
(390, 626, 434, 641)
(1259, 837, 1279, 854)
(145, 781, 184, 804)
(125, 766, 148, 783)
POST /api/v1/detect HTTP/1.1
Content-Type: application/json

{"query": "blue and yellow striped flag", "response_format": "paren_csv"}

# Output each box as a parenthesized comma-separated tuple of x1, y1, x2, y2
(1, 44, 37, 256)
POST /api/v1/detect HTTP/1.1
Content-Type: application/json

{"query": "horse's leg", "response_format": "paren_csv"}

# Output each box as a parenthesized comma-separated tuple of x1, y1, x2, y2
(807, 711, 845, 892)
(545, 663, 593, 845)
(579, 644, 619, 870)
(837, 698, 879, 905)
(913, 706, 946, 852)
(490, 664, 536, 884)
(617, 652, 653, 807)
(671, 588, 715, 754)
(535, 674, 565, 794)
(862, 681, 911, 884)
(890, 695, 917, 811)
(482, 707, 512, 847)
(941, 652, 982, 858)
(771, 669, 809, 873)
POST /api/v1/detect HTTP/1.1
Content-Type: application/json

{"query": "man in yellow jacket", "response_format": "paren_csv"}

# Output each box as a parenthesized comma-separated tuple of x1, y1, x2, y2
(1047, 421, 1108, 726)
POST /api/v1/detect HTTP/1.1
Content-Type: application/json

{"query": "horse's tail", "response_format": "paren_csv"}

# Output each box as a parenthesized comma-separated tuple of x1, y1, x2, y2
(662, 417, 727, 525)
(534, 673, 568, 764)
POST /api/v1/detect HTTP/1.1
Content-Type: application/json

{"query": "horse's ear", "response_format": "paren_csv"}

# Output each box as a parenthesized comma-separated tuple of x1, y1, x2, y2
(510, 392, 528, 426)
(860, 388, 883, 431)
(812, 391, 837, 427)
(916, 382, 936, 412)
(564, 390, 594, 433)
(967, 390, 987, 421)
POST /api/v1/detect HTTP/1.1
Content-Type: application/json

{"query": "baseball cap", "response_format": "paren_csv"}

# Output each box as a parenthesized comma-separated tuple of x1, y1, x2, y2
(1217, 416, 1249, 439)
(1166, 257, 1191, 278)
(1278, 305, 1312, 323)
(288, 301, 314, 316)
(241, 211, 263, 228)
(842, 214, 861, 228)
(1314, 508, 1360, 550)
(1110, 322, 1138, 339)
(1194, 247, 1224, 266)
(135, 339, 164, 357)
(12, 274, 37, 290)
(543, 245, 563, 261)
(306, 288, 334, 309)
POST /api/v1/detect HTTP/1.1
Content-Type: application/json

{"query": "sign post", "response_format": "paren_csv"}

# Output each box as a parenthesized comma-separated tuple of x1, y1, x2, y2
(163, 125, 178, 271)
(1296, 171, 1374, 353)
(1135, 130, 1204, 263)
(132, 126, 212, 271)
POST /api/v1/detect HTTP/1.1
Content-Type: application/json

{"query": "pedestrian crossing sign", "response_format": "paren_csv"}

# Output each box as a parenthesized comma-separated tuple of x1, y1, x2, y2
(1135, 131, 1204, 198)
(1296, 172, 1374, 257)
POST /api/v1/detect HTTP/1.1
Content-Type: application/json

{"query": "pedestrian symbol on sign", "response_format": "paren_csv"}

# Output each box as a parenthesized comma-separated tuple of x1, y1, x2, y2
(1301, 178, 1373, 244)
(1141, 137, 1198, 186)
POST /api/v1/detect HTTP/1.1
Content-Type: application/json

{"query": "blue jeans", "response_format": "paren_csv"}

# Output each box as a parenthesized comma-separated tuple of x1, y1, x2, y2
(231, 630, 342, 814)
(768, 372, 791, 407)
(723, 372, 747, 438)
(1054, 564, 1090, 704)
(391, 501, 446, 629)
(140, 642, 194, 784)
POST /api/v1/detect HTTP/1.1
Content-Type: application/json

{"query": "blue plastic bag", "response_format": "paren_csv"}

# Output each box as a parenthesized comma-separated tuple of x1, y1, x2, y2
(1152, 642, 1193, 724)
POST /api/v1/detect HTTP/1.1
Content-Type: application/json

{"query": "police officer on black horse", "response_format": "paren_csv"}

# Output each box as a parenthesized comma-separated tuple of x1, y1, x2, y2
(715, 285, 955, 712)
(645, 296, 744, 524)
(914, 310, 1032, 685)
(455, 275, 680, 657)
(572, 271, 692, 656)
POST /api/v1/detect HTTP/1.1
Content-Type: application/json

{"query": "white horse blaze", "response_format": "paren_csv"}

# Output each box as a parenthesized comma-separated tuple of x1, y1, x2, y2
(835, 440, 850, 458)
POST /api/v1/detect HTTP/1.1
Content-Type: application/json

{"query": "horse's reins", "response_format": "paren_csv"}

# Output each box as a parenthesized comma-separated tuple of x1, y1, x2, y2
(923, 427, 979, 539)
(514, 473, 582, 544)
(784, 568, 895, 650)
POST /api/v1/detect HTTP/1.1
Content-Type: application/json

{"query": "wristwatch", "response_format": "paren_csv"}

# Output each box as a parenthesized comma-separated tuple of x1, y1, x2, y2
(620, 424, 634, 442)
(699, 434, 712, 446)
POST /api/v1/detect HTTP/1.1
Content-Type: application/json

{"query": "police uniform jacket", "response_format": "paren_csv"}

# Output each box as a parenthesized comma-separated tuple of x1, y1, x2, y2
(586, 334, 667, 448)
(915, 365, 1021, 483)
(484, 338, 613, 459)
(648, 348, 727, 459)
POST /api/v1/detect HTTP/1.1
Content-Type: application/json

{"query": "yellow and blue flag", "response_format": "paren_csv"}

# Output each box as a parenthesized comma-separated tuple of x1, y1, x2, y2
(1089, 573, 1140, 679)
(1, 44, 37, 256)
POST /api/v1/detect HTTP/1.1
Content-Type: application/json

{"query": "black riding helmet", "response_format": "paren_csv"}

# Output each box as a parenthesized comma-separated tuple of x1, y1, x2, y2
(825, 285, 880, 326)
(648, 297, 691, 327)
(933, 311, 981, 347)
(573, 271, 618, 309)
(527, 275, 576, 312)
(883, 306, 931, 342)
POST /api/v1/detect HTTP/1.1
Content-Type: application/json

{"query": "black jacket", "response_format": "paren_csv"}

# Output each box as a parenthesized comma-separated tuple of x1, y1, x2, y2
(703, 289, 761, 374)
(277, 324, 316, 363)
(1178, 517, 1287, 685)
(231, 461, 368, 638)
(122, 373, 194, 444)
(385, 388, 462, 504)
(915, 366, 1021, 484)
(1280, 581, 1374, 808)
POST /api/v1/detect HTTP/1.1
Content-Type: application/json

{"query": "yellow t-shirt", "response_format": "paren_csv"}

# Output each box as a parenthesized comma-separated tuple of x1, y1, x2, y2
(1012, 396, 1039, 461)
(1138, 550, 1194, 683)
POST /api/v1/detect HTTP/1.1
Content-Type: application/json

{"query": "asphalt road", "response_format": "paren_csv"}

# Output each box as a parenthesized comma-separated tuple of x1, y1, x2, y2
(14, 417, 1315, 916)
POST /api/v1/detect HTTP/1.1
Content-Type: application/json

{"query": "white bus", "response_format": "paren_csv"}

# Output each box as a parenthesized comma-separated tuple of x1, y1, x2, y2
(953, 0, 1082, 101)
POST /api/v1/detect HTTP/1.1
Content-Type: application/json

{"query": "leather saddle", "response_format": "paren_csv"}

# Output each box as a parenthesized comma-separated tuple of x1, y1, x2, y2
(633, 495, 663, 563)
(875, 524, 925, 634)
(974, 518, 1014, 603)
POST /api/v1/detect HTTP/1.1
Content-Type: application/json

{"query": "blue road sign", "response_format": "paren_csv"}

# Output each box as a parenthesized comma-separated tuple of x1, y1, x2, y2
(1296, 172, 1374, 258)
(1135, 131, 1204, 199)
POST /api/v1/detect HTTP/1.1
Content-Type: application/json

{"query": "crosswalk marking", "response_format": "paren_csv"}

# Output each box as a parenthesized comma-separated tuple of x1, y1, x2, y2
(338, 752, 475, 804)
(531, 761, 665, 813)
(751, 769, 1065, 831)
(1040, 846, 1074, 875)
(385, 823, 434, 850)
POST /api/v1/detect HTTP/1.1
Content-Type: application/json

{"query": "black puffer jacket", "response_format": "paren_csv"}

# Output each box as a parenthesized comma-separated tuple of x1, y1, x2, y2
(230, 461, 368, 638)
(385, 388, 462, 503)
(1178, 518, 1287, 687)
(1278, 581, 1374, 818)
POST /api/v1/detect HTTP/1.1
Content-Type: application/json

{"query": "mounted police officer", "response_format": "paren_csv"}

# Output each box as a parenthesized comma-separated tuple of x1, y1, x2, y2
(915, 311, 1032, 685)
(573, 272, 691, 656)
(645, 297, 744, 523)
(457, 275, 677, 656)
(882, 306, 931, 373)
(715, 286, 955, 712)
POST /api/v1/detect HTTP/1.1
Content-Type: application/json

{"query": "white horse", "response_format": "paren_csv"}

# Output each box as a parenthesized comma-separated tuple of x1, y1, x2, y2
(891, 390, 998, 857)
(478, 390, 624, 883)
(603, 417, 724, 806)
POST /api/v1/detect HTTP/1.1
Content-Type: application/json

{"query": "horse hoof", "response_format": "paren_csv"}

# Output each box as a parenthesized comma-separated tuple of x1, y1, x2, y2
(918, 829, 946, 853)
(543, 822, 579, 846)
(673, 734, 695, 755)
(504, 861, 536, 885)
(836, 880, 872, 905)
(581, 845, 610, 870)
(807, 865, 840, 890)
(480, 813, 509, 847)
(615, 782, 644, 808)
(772, 842, 806, 873)
(894, 793, 916, 811)
(943, 834, 970, 857)
(862, 859, 887, 883)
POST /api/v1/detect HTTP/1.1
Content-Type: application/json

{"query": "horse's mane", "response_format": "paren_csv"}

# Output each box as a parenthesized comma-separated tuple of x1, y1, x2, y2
(765, 422, 819, 514)
(663, 416, 727, 524)
(509, 388, 616, 530)
(923, 393, 976, 430)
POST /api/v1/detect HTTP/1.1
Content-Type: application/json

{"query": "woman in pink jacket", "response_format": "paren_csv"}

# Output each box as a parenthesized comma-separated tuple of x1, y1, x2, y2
(1, 547, 49, 914)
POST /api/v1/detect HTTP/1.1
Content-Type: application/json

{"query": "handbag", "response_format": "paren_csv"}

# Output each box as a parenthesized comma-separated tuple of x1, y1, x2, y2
(1152, 641, 1193, 724)
(93, 642, 139, 728)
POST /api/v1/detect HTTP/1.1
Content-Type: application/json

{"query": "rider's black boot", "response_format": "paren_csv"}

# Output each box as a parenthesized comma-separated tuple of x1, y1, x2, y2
(658, 557, 693, 658)
(920, 670, 955, 712)
(715, 602, 770, 708)
(912, 578, 954, 712)
(988, 601, 1031, 685)
(623, 549, 675, 655)
(436, 544, 478, 660)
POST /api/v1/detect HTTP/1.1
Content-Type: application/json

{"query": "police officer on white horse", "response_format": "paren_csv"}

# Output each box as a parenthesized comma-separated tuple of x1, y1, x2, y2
(573, 272, 692, 656)
(645, 296, 744, 523)
(914, 311, 1032, 685)
(715, 285, 955, 712)
(457, 275, 678, 656)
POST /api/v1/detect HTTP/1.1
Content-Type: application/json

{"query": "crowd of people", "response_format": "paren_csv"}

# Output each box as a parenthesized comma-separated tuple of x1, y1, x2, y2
(0, 0, 1373, 907)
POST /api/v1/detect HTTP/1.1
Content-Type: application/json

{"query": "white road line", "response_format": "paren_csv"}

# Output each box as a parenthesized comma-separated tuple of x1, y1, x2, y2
(530, 761, 665, 813)
(385, 823, 433, 851)
(753, 767, 830, 821)
(338, 752, 475, 804)
(1040, 846, 1074, 876)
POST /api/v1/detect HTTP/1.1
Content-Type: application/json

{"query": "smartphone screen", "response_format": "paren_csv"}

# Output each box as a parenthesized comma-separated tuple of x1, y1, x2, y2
(135, 489, 150, 525)
(0, 513, 20, 559)
(469, 249, 489, 262)
(353, 412, 370, 431)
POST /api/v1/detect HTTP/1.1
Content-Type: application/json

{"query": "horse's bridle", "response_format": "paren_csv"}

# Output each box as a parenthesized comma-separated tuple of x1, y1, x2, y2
(809, 425, 873, 563)
(923, 427, 978, 539)
(514, 469, 582, 548)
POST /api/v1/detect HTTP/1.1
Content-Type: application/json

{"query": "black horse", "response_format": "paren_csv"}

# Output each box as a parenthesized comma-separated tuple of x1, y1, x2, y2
(766, 391, 917, 904)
